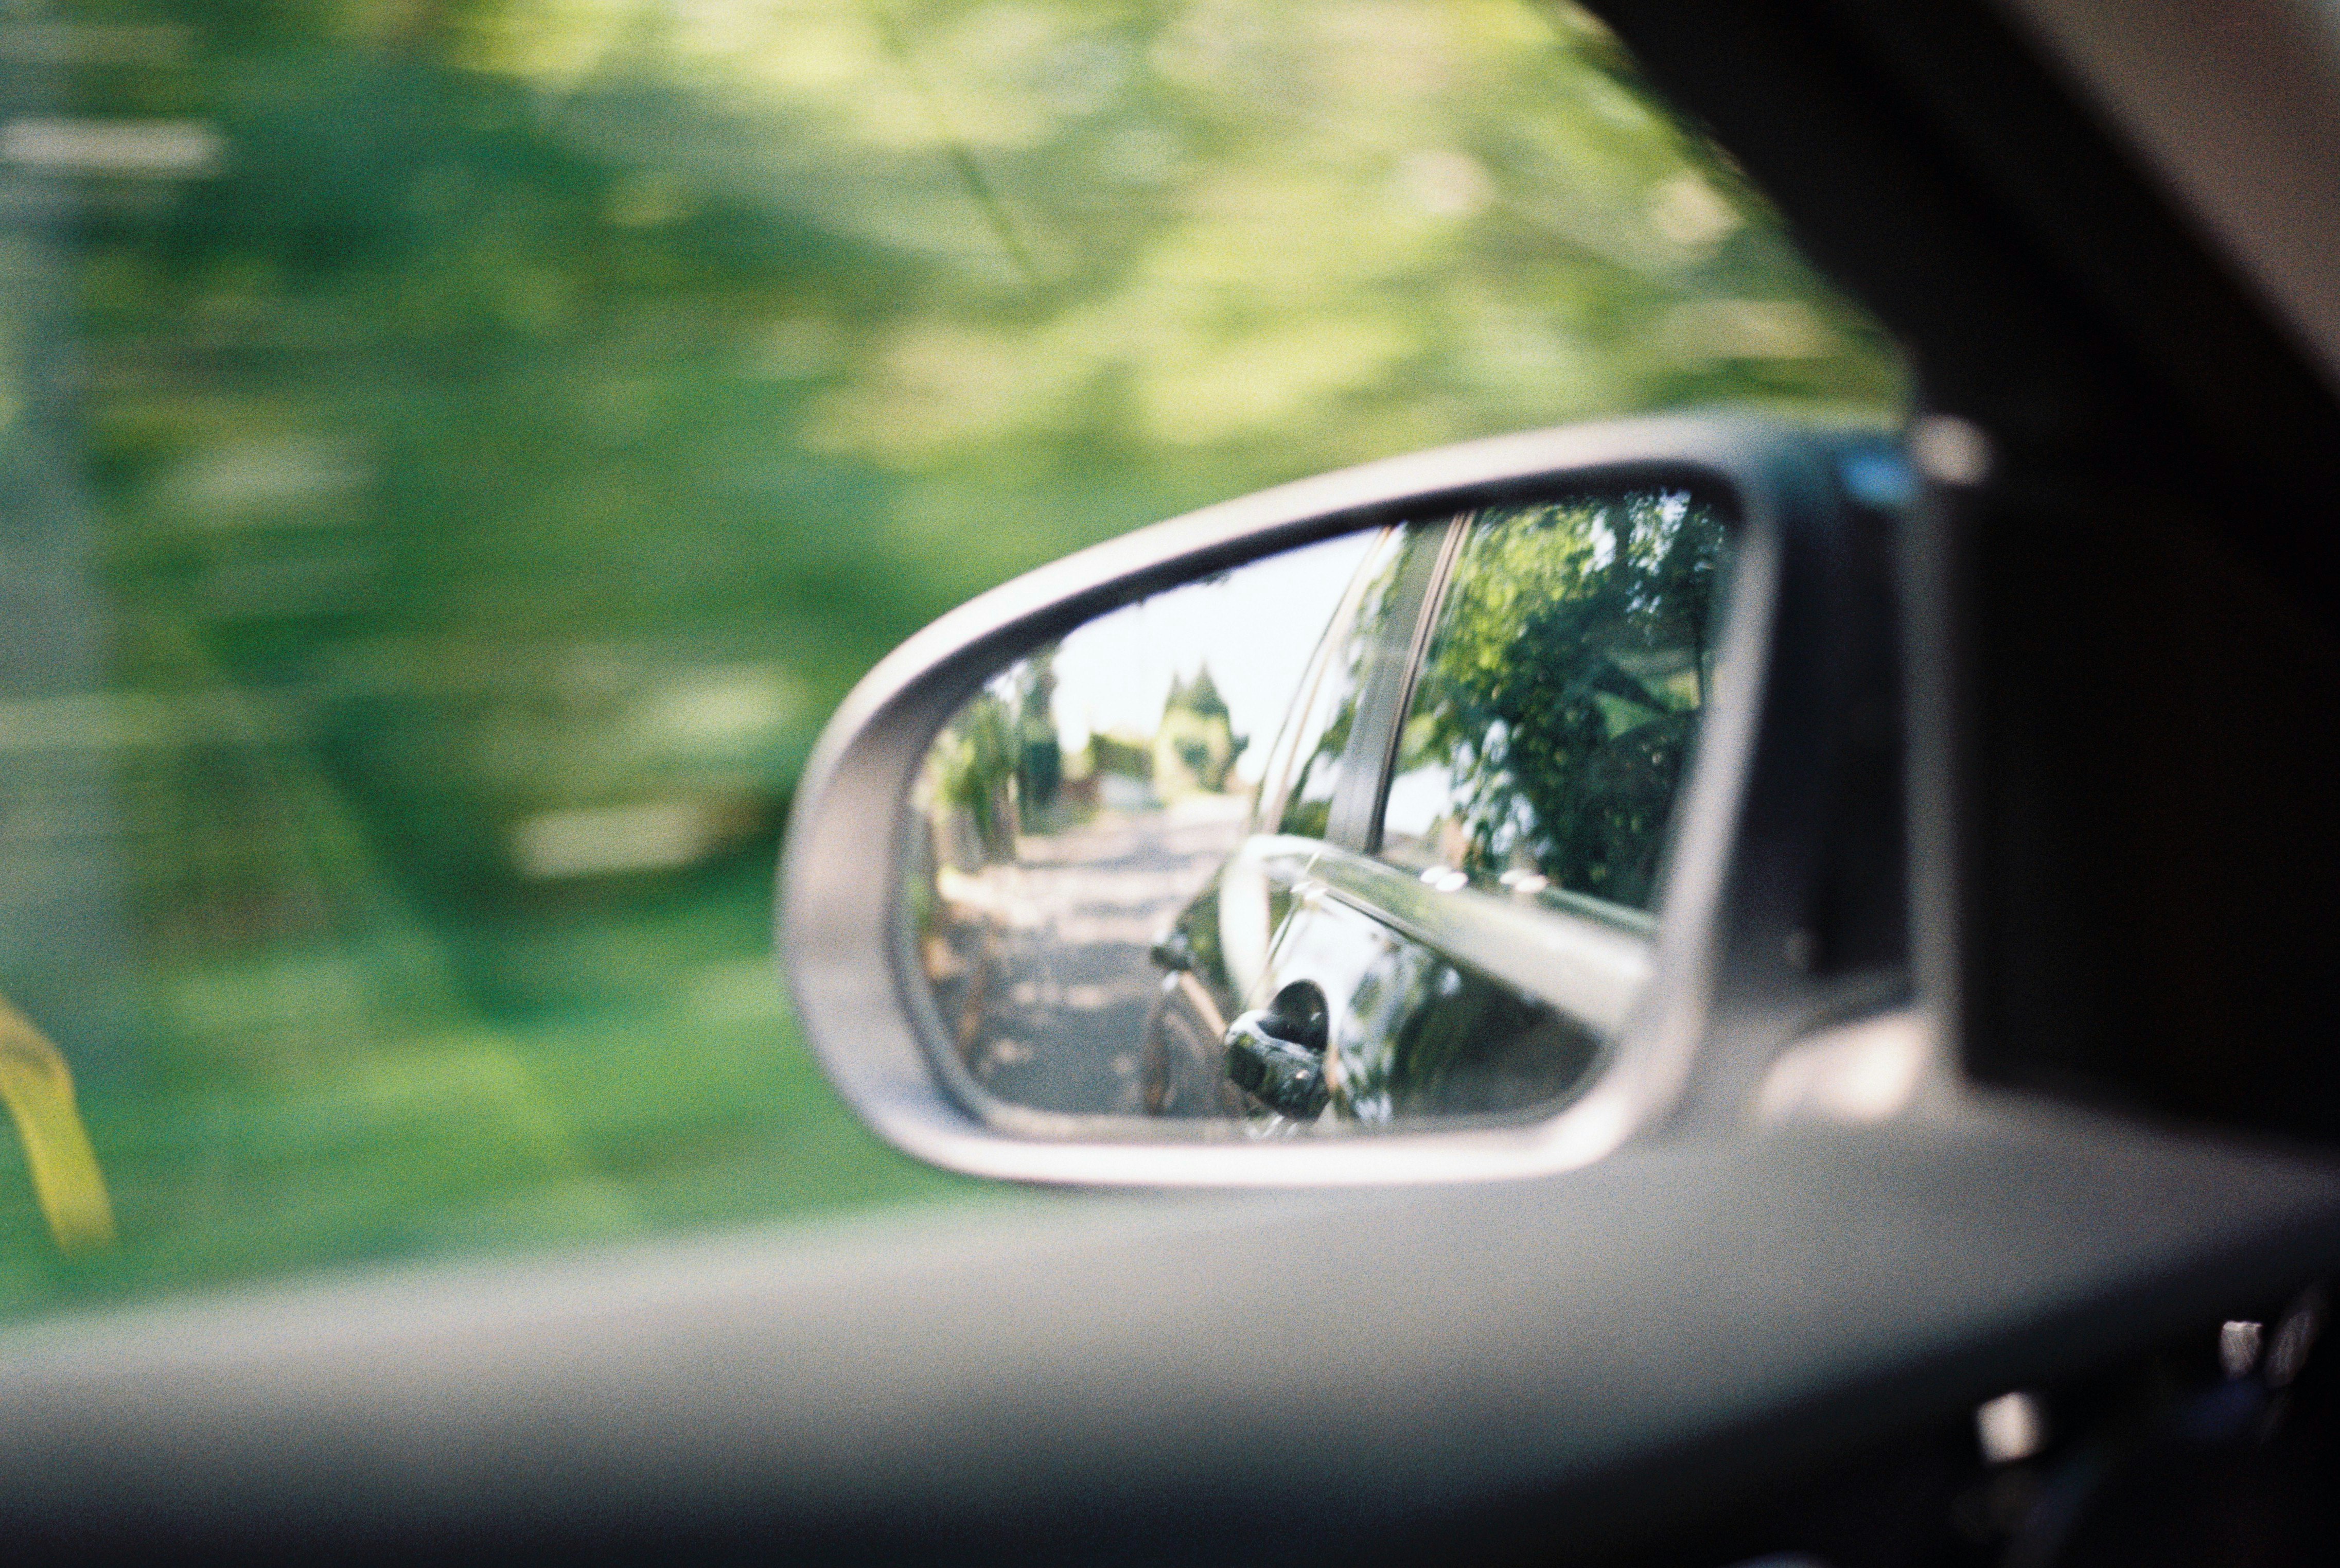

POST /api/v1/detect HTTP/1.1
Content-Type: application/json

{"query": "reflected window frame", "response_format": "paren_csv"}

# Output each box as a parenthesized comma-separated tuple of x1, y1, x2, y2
(1363, 488, 1735, 921)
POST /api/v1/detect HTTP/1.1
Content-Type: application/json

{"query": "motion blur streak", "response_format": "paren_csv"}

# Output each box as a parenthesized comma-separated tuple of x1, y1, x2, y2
(0, 995, 115, 1253)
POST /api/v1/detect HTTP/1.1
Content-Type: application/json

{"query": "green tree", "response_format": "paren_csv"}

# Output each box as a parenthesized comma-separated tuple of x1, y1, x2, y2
(1399, 491, 1723, 907)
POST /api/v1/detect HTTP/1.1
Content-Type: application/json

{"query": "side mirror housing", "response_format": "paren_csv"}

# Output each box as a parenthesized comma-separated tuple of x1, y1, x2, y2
(782, 415, 1915, 1185)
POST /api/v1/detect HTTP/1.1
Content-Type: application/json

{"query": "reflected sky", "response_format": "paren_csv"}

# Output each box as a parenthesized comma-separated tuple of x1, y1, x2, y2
(1048, 530, 1379, 783)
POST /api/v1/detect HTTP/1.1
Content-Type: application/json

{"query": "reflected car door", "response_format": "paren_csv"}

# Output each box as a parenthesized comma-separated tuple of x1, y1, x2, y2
(1234, 490, 1726, 1126)
(1138, 522, 1434, 1115)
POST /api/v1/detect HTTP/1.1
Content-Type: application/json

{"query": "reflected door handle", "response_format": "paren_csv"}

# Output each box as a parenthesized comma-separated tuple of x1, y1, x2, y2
(1223, 982, 1331, 1118)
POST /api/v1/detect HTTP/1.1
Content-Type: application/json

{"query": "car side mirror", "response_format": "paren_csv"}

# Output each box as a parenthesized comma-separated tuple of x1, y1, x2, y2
(782, 415, 1915, 1184)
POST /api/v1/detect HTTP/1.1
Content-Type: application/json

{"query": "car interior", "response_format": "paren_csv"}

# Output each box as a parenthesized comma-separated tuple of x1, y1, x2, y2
(3, 0, 2338, 1563)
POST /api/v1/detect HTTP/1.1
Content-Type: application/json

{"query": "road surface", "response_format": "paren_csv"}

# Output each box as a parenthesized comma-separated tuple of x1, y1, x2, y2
(928, 794, 1248, 1115)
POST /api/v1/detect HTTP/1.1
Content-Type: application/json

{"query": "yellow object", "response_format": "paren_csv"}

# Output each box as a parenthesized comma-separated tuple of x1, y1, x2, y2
(0, 994, 115, 1253)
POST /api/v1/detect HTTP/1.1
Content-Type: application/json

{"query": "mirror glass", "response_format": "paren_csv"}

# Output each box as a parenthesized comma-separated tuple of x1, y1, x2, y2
(907, 486, 1730, 1129)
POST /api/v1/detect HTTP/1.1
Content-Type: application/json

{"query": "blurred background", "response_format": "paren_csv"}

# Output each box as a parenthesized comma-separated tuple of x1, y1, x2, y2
(0, 0, 1903, 1315)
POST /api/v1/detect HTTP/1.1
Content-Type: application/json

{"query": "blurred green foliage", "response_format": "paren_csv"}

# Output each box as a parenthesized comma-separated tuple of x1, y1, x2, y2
(1396, 492, 1725, 907)
(0, 0, 1902, 1315)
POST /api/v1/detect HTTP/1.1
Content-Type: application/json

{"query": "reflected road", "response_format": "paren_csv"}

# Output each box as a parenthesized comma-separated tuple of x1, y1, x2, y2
(935, 795, 1248, 1115)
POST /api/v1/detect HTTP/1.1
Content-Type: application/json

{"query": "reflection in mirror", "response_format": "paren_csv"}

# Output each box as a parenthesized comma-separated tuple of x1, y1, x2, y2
(1379, 491, 1725, 910)
(908, 488, 1731, 1130)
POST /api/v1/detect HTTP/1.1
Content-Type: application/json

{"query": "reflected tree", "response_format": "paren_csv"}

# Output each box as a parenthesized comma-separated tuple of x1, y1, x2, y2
(1399, 491, 1725, 907)
(1153, 666, 1245, 796)
(931, 681, 1025, 865)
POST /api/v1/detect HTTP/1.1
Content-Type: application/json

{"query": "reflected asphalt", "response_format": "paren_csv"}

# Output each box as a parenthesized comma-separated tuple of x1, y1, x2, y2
(944, 794, 1247, 1115)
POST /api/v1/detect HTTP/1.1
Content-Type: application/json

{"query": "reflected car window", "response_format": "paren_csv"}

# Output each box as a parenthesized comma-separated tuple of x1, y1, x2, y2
(1268, 526, 1416, 841)
(1378, 492, 1728, 912)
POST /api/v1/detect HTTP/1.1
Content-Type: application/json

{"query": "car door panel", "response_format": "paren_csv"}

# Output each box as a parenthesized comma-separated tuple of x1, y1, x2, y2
(1252, 875, 1607, 1123)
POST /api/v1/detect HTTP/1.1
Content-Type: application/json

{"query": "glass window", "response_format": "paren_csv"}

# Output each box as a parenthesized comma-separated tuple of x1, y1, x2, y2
(1266, 525, 1420, 841)
(1378, 492, 1728, 912)
(0, 0, 1898, 1318)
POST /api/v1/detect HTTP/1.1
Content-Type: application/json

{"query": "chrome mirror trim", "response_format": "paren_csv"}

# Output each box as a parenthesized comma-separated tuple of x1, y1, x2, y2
(780, 413, 1893, 1185)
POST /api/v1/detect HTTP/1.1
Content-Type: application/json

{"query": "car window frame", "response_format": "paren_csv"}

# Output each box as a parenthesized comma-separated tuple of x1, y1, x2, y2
(1365, 495, 1733, 926)
(1249, 527, 1398, 841)
(1321, 519, 1467, 853)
